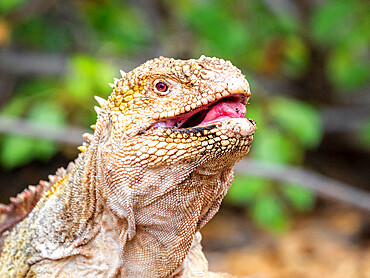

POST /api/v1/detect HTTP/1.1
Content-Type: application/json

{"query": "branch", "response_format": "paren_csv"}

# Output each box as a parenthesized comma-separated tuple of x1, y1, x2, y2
(0, 115, 88, 145)
(235, 159, 370, 212)
(0, 50, 66, 76)
(1, 115, 368, 211)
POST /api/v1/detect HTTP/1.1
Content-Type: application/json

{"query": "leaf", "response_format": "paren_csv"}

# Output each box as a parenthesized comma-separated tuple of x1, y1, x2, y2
(227, 175, 271, 205)
(183, 1, 250, 58)
(282, 183, 315, 212)
(95, 61, 118, 94)
(251, 128, 301, 164)
(269, 98, 323, 148)
(328, 43, 370, 91)
(84, 1, 149, 53)
(310, 0, 356, 45)
(0, 135, 35, 168)
(65, 55, 98, 103)
(283, 36, 309, 77)
(27, 101, 66, 160)
(0, 0, 25, 15)
(1, 79, 59, 117)
(28, 101, 66, 126)
(251, 195, 290, 233)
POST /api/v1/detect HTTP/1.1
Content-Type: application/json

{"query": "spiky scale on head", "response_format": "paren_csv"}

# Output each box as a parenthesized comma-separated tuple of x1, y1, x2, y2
(87, 55, 256, 171)
(98, 56, 252, 140)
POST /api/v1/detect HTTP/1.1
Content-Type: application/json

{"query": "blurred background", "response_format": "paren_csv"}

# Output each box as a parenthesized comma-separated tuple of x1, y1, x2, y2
(0, 0, 369, 277)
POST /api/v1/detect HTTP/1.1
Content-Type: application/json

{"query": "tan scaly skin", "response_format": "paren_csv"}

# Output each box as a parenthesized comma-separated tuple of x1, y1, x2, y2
(0, 56, 256, 277)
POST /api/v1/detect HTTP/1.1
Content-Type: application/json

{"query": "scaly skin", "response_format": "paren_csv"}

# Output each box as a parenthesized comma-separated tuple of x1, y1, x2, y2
(0, 56, 256, 277)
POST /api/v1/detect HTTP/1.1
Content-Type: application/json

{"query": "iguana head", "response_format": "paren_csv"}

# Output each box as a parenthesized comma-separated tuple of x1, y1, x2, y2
(94, 55, 256, 168)
(88, 56, 257, 276)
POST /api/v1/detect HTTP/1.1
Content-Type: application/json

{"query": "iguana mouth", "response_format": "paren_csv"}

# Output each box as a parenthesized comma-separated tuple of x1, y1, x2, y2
(153, 93, 249, 129)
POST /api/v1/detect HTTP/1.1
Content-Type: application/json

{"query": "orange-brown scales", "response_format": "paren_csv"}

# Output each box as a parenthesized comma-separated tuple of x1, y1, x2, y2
(0, 56, 256, 278)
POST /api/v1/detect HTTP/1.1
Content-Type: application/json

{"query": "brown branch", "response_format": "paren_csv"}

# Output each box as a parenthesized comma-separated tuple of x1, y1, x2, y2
(1, 115, 368, 211)
(235, 159, 370, 212)
(0, 115, 88, 145)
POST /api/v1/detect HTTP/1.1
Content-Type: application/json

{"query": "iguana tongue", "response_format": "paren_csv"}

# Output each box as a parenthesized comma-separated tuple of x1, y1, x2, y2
(197, 101, 246, 126)
(153, 100, 247, 128)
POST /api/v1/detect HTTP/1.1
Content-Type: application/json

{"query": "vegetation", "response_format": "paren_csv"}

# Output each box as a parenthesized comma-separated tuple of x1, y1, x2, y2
(0, 0, 368, 232)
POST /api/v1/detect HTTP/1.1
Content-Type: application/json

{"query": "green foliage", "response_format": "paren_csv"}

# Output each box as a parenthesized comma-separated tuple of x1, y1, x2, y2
(180, 0, 250, 59)
(1, 102, 66, 168)
(63, 54, 116, 124)
(282, 36, 309, 78)
(227, 176, 270, 205)
(65, 55, 115, 103)
(269, 98, 322, 148)
(228, 176, 315, 233)
(327, 40, 370, 91)
(249, 97, 322, 164)
(0, 0, 25, 15)
(227, 96, 321, 232)
(311, 0, 370, 91)
(252, 128, 300, 164)
(310, 0, 356, 45)
(83, 1, 150, 54)
(282, 183, 315, 212)
(1, 135, 36, 168)
(251, 194, 289, 233)
(1, 0, 367, 232)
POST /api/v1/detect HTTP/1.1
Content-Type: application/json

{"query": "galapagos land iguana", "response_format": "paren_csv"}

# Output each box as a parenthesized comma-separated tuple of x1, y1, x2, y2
(0, 56, 256, 277)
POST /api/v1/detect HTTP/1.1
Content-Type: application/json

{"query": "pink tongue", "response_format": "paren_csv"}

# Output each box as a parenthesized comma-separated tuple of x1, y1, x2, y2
(198, 101, 246, 126)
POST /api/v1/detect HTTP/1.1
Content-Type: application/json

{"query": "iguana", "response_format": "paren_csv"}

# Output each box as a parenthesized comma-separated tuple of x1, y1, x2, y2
(0, 56, 256, 277)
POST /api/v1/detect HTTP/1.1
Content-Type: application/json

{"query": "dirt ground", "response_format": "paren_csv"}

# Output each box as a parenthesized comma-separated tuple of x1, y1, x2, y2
(202, 204, 370, 278)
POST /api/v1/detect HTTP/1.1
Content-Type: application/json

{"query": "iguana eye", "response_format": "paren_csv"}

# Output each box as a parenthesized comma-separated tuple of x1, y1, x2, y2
(155, 81, 169, 95)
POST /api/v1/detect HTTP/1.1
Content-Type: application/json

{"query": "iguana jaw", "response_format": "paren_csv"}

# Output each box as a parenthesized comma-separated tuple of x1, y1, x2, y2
(152, 93, 250, 129)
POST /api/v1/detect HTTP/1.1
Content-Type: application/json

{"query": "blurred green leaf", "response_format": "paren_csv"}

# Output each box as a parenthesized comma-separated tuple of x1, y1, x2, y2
(0, 101, 66, 168)
(84, 1, 149, 54)
(0, 0, 25, 15)
(269, 98, 322, 148)
(13, 17, 71, 51)
(0, 95, 29, 117)
(251, 128, 300, 163)
(310, 0, 356, 45)
(184, 1, 250, 58)
(29, 101, 66, 160)
(328, 43, 370, 91)
(282, 183, 315, 212)
(65, 55, 116, 105)
(227, 175, 270, 205)
(28, 101, 66, 126)
(1, 79, 59, 117)
(252, 195, 289, 233)
(65, 55, 97, 102)
(0, 135, 35, 168)
(283, 36, 309, 77)
(96, 61, 118, 94)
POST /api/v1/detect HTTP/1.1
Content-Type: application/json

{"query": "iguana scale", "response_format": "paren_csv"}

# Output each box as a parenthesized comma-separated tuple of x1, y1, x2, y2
(0, 56, 256, 277)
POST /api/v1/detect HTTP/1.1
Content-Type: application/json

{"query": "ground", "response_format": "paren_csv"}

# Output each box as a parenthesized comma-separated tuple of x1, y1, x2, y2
(203, 204, 370, 278)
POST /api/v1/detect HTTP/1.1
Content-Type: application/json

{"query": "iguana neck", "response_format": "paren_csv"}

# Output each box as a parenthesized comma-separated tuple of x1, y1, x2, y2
(59, 150, 103, 233)
(102, 162, 235, 277)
